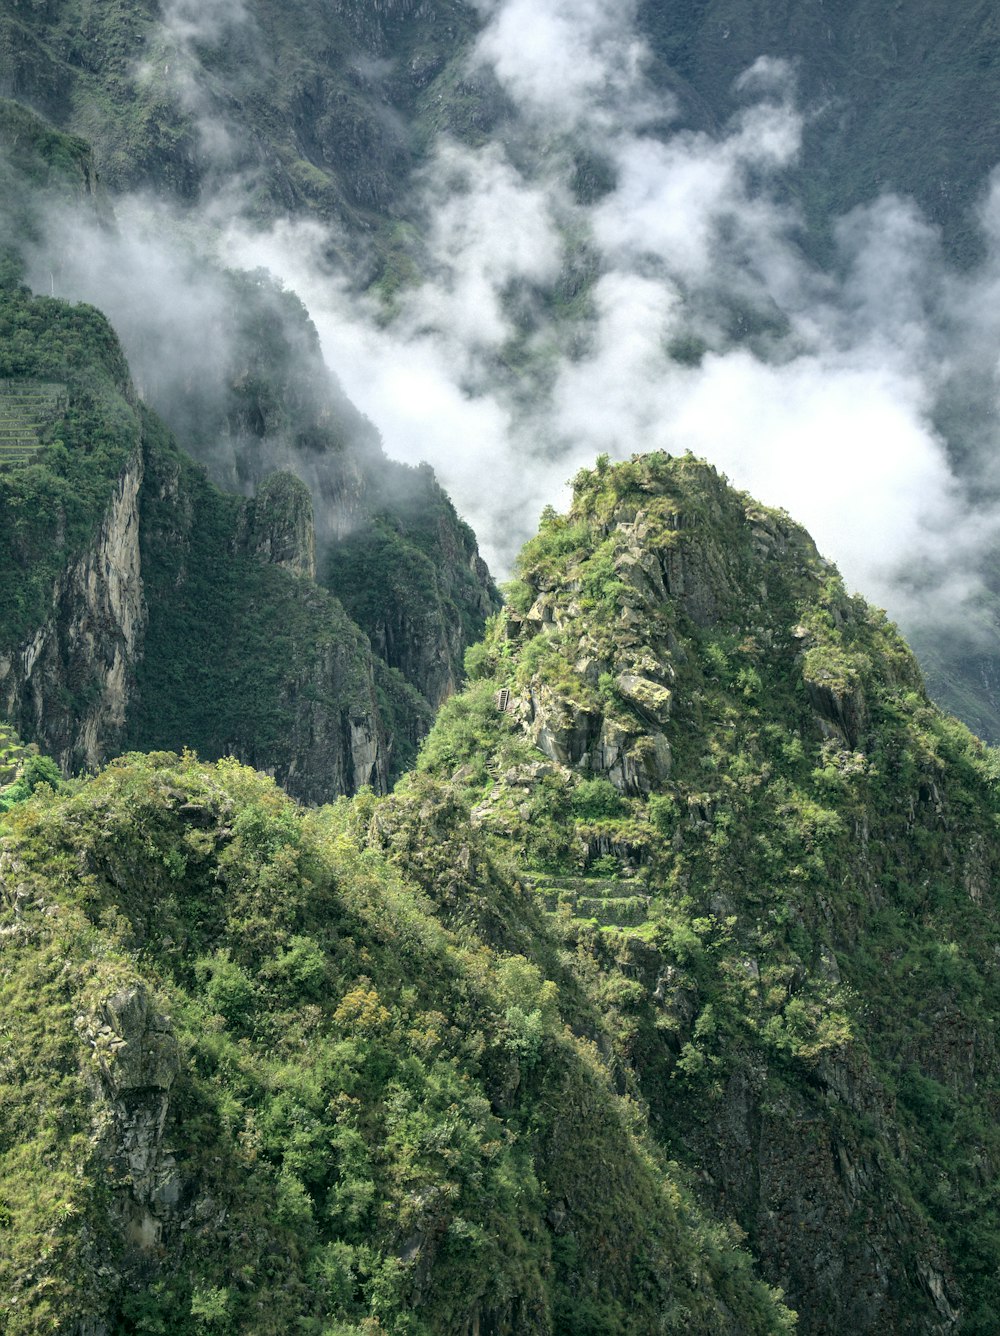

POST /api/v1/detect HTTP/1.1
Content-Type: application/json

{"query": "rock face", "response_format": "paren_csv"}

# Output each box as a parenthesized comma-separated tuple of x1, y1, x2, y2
(131, 430, 393, 802)
(0, 446, 145, 773)
(0, 288, 495, 801)
(438, 453, 1000, 1334)
(238, 470, 317, 580)
(326, 459, 501, 711)
(83, 986, 182, 1253)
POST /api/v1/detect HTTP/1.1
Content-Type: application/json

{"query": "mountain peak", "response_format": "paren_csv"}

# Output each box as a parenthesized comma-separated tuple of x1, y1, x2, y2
(416, 451, 1000, 1330)
(472, 451, 922, 802)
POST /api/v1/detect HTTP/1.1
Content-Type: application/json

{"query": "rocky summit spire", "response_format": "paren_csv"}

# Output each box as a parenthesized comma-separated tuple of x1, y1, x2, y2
(418, 451, 999, 1333)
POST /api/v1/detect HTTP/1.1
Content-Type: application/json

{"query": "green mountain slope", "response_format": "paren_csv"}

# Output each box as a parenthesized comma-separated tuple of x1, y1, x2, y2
(415, 453, 1000, 1332)
(0, 747, 792, 1335)
(10, 0, 1000, 264)
(0, 278, 495, 796)
(3, 454, 1000, 1331)
(0, 0, 489, 242)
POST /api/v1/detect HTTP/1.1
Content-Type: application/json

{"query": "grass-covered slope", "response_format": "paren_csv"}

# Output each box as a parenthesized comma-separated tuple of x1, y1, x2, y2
(0, 748, 793, 1335)
(7, 453, 1000, 1332)
(418, 452, 1000, 1333)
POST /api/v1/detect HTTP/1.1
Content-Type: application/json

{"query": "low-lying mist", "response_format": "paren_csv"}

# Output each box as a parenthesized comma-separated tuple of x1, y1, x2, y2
(20, 0, 1000, 657)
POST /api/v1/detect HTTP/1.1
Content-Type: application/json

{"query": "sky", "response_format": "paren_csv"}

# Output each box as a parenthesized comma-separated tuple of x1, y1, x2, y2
(26, 0, 1000, 646)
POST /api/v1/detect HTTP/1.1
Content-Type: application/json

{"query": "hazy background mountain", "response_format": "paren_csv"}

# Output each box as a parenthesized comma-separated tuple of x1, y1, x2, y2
(5, 0, 1000, 736)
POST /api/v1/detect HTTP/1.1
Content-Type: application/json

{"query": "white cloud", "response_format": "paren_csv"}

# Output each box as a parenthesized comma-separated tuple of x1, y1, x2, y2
(24, 0, 1000, 660)
(471, 0, 661, 133)
(399, 141, 565, 360)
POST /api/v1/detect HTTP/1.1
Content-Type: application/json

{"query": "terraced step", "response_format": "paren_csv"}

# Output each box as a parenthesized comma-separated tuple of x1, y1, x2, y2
(520, 871, 651, 929)
(0, 380, 66, 471)
(0, 726, 35, 786)
(521, 873, 644, 898)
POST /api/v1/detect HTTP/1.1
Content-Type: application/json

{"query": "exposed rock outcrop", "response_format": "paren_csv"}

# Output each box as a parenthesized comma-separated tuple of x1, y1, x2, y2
(133, 433, 393, 803)
(82, 985, 182, 1253)
(238, 470, 317, 580)
(0, 446, 145, 773)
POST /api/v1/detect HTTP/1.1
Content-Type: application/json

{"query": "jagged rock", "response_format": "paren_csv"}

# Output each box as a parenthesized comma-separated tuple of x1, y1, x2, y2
(615, 672, 672, 724)
(239, 470, 317, 579)
(84, 985, 182, 1254)
(528, 684, 598, 767)
(0, 447, 145, 773)
(803, 659, 869, 750)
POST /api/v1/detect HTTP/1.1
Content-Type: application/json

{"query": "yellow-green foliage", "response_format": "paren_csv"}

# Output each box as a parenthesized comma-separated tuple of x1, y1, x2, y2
(417, 452, 1000, 1331)
(0, 750, 794, 1335)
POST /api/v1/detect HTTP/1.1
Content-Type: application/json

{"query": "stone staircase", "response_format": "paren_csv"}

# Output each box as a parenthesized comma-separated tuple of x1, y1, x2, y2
(520, 872, 651, 930)
(0, 380, 67, 470)
(0, 723, 35, 786)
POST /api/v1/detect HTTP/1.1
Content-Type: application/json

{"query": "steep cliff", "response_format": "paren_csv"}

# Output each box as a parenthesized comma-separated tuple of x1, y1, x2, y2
(327, 459, 500, 708)
(0, 283, 490, 799)
(418, 452, 1000, 1333)
(159, 270, 501, 715)
(80, 251, 499, 741)
(0, 290, 145, 772)
(5, 455, 1000, 1332)
(130, 413, 393, 801)
(0, 442, 145, 772)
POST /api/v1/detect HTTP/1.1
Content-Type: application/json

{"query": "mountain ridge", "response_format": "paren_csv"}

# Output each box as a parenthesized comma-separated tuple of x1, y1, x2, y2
(3, 453, 999, 1331)
(0, 275, 496, 798)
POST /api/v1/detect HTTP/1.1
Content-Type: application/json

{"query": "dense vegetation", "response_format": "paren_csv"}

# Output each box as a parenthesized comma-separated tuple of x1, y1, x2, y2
(8, 0, 1000, 265)
(4, 0, 1000, 746)
(0, 276, 492, 796)
(3, 5, 1000, 1327)
(415, 453, 1000, 1332)
(0, 281, 138, 646)
(128, 410, 390, 798)
(3, 454, 1000, 1331)
(0, 0, 487, 254)
(0, 747, 792, 1334)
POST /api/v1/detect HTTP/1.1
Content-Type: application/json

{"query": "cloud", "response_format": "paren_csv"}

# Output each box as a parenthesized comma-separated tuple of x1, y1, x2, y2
(471, 0, 657, 132)
(20, 0, 1000, 658)
(207, 48, 1000, 642)
(398, 140, 566, 362)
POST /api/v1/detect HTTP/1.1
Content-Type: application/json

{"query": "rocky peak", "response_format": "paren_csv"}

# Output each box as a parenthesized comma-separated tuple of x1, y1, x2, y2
(423, 450, 1000, 1332)
(493, 452, 922, 795)
(239, 470, 317, 580)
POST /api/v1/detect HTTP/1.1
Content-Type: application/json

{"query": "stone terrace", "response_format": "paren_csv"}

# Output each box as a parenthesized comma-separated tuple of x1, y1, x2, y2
(0, 380, 67, 470)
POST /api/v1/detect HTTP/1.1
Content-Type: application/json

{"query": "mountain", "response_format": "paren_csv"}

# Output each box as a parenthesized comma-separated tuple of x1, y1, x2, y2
(0, 740, 793, 1336)
(7, 0, 1000, 745)
(2, 453, 1000, 1333)
(3, 8, 1000, 1332)
(0, 267, 496, 799)
(418, 453, 1000, 1332)
(7, 0, 1000, 260)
